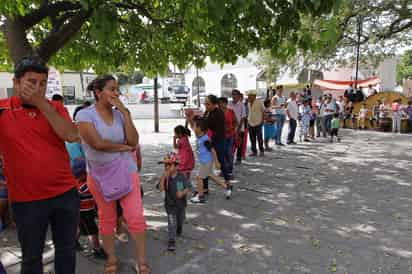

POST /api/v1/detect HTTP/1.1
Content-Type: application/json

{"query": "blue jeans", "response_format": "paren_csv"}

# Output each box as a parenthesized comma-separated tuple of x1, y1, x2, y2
(274, 114, 286, 144)
(12, 188, 80, 274)
(213, 140, 230, 181)
(224, 137, 234, 175)
(287, 119, 297, 144)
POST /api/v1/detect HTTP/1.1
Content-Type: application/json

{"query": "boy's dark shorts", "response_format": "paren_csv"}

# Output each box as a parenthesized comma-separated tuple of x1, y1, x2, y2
(79, 210, 98, 236)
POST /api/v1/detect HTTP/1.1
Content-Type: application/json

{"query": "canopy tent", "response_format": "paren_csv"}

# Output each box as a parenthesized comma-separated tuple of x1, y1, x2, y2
(313, 77, 380, 91)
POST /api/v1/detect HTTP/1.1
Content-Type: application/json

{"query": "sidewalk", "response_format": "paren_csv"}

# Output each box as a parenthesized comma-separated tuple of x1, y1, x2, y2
(2, 121, 412, 273)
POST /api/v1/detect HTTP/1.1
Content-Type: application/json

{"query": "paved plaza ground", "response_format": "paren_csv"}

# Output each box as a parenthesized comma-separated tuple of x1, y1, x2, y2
(2, 119, 412, 274)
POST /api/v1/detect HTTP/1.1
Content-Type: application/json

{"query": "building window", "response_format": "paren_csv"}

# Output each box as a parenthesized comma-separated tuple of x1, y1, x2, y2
(192, 76, 206, 96)
(62, 86, 75, 105)
(221, 73, 237, 98)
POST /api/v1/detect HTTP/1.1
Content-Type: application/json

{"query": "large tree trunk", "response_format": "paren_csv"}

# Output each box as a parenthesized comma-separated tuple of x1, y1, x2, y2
(2, 7, 92, 65)
(3, 19, 35, 64)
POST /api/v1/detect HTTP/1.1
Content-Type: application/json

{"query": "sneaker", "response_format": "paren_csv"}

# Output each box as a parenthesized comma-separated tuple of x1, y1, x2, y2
(115, 233, 129, 243)
(176, 225, 182, 236)
(225, 185, 233, 200)
(92, 247, 107, 260)
(167, 240, 176, 252)
(190, 195, 206, 204)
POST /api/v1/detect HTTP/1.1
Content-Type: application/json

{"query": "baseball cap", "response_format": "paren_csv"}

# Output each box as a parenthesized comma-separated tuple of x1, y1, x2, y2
(158, 152, 179, 165)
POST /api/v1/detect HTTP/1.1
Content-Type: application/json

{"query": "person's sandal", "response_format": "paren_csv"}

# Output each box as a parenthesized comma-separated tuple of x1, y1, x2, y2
(136, 262, 151, 274)
(104, 260, 118, 274)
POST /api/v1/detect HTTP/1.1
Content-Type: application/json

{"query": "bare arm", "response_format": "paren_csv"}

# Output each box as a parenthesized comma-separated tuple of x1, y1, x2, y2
(173, 136, 179, 149)
(211, 148, 221, 169)
(159, 174, 167, 192)
(177, 188, 190, 199)
(37, 100, 79, 142)
(108, 97, 138, 147)
(78, 122, 133, 152)
(121, 110, 139, 147)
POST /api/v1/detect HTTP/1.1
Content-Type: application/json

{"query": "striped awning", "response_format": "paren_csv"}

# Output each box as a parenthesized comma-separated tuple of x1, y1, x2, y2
(313, 77, 380, 91)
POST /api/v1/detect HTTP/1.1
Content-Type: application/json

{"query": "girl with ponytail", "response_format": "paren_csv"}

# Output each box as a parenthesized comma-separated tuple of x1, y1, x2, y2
(173, 125, 195, 180)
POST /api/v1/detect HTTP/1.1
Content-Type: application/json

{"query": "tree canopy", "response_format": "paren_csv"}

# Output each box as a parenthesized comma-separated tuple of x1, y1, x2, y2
(256, 0, 412, 82)
(0, 0, 341, 75)
(397, 49, 412, 84)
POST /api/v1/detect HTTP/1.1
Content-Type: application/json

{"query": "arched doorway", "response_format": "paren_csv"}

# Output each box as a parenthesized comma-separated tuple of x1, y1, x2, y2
(221, 73, 237, 98)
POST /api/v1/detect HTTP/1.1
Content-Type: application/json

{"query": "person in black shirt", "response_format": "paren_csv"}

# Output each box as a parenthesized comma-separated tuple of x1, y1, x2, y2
(187, 95, 233, 196)
(158, 153, 191, 251)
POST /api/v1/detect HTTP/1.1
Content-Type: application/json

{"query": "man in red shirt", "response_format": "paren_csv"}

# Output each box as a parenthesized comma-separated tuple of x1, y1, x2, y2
(0, 57, 79, 274)
(219, 97, 238, 178)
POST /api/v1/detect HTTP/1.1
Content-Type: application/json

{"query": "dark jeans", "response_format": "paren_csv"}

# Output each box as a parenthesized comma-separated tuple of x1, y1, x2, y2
(248, 124, 264, 154)
(274, 114, 286, 144)
(235, 132, 245, 162)
(287, 119, 297, 144)
(12, 188, 80, 274)
(213, 140, 230, 181)
(224, 137, 234, 175)
(167, 208, 185, 242)
(322, 115, 333, 136)
(408, 119, 412, 133)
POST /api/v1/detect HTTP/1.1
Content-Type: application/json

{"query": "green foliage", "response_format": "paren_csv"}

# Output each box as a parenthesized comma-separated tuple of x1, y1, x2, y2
(1, 0, 340, 75)
(397, 50, 412, 84)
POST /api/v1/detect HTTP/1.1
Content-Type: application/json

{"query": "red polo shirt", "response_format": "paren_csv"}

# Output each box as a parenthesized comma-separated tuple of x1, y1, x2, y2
(0, 96, 76, 202)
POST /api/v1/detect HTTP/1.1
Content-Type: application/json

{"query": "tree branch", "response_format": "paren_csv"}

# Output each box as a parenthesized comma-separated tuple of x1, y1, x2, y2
(35, 9, 93, 62)
(20, 1, 83, 29)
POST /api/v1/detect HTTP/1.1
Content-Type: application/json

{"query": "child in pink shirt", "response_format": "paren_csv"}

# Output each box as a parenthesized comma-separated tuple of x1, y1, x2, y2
(173, 125, 195, 180)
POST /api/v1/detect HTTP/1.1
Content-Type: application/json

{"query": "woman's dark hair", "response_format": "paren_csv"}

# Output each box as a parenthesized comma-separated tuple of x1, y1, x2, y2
(83, 101, 92, 107)
(174, 125, 191, 137)
(219, 97, 228, 105)
(264, 99, 271, 108)
(87, 75, 116, 101)
(207, 94, 219, 105)
(73, 105, 84, 121)
(14, 56, 49, 79)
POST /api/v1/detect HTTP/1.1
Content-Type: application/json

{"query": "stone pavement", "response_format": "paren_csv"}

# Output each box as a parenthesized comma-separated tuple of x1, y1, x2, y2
(2, 119, 412, 274)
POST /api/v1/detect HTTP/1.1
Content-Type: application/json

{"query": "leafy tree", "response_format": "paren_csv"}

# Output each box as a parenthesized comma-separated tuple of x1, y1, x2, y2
(257, 0, 412, 78)
(115, 71, 144, 86)
(0, 0, 340, 76)
(397, 50, 412, 84)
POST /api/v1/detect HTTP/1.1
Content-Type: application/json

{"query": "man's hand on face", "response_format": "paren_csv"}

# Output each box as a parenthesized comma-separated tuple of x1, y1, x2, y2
(20, 80, 46, 107)
(15, 72, 48, 107)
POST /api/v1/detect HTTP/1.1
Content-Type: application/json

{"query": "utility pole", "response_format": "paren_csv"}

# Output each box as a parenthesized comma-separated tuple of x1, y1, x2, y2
(154, 76, 159, 133)
(354, 16, 363, 89)
(196, 68, 201, 107)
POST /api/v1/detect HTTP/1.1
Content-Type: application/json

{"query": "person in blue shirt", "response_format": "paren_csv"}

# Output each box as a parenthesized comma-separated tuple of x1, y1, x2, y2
(190, 118, 232, 204)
